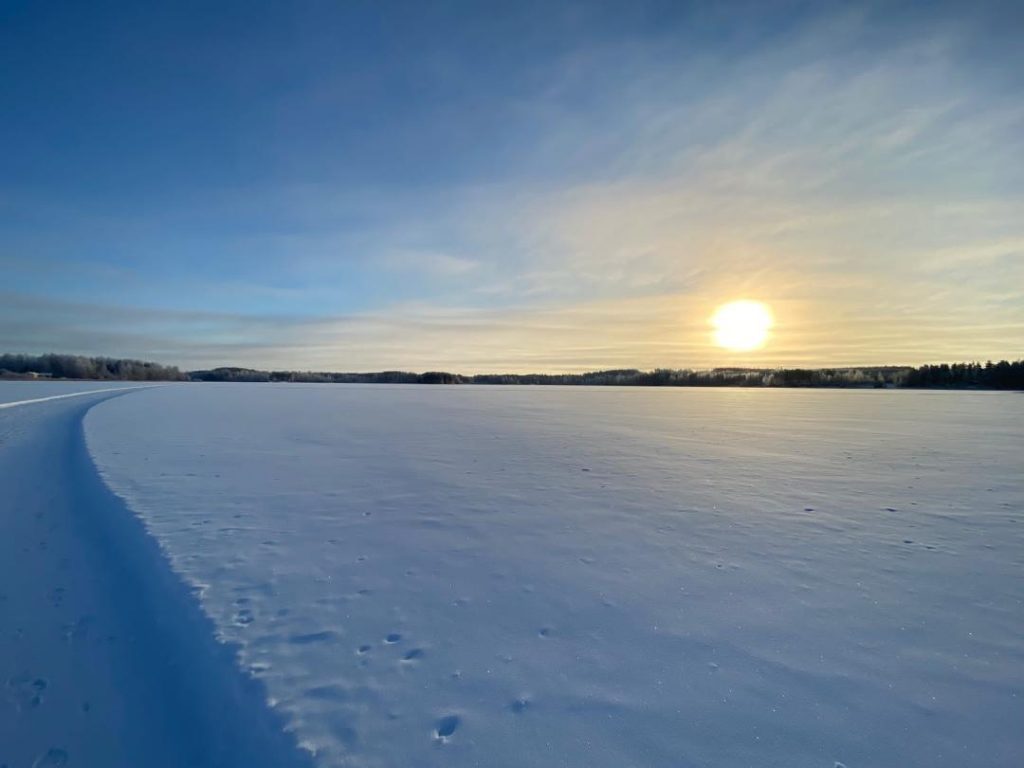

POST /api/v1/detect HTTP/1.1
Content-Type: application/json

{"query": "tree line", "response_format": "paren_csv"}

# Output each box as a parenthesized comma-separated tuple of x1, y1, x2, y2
(190, 361, 1024, 389)
(902, 361, 1024, 390)
(3, 353, 1022, 389)
(0, 353, 187, 381)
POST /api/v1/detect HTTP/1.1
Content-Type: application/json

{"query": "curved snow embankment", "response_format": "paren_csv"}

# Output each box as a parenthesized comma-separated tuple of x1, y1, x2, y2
(0, 384, 156, 409)
(0, 388, 313, 768)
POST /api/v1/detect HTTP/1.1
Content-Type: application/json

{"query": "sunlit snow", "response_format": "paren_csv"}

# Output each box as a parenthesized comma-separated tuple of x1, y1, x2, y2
(83, 384, 1024, 767)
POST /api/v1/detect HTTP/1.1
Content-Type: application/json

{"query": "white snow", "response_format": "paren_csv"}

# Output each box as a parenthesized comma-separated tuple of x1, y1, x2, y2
(0, 385, 310, 768)
(0, 382, 157, 409)
(82, 384, 1024, 767)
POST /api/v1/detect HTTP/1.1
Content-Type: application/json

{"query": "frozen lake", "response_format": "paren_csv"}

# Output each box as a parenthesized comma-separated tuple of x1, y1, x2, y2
(80, 384, 1023, 767)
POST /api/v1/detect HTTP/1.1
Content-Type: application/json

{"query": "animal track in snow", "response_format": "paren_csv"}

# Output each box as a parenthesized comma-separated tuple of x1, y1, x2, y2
(6, 674, 47, 710)
(48, 587, 65, 608)
(434, 714, 460, 742)
(63, 614, 94, 642)
(509, 696, 531, 713)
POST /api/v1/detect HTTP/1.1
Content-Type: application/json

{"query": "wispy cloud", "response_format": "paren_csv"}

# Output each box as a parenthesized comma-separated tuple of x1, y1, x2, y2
(2, 3, 1021, 369)
(378, 250, 480, 277)
(4, 278, 1021, 373)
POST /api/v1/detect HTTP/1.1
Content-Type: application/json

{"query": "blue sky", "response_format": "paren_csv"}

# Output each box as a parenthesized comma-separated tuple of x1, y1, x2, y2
(2, 0, 1022, 371)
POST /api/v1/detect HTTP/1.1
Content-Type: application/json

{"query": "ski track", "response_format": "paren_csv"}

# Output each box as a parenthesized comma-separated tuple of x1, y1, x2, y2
(0, 385, 159, 410)
(0, 386, 313, 768)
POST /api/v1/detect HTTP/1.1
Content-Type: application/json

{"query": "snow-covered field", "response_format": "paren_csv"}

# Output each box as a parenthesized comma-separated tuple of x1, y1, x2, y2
(72, 383, 1023, 768)
(2, 382, 1021, 766)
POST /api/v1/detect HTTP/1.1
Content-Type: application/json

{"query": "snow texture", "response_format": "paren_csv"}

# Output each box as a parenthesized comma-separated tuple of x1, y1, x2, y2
(0, 386, 313, 768)
(79, 383, 1024, 768)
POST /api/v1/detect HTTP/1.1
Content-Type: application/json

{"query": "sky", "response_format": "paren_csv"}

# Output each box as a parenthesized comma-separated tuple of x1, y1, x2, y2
(1, 0, 1022, 373)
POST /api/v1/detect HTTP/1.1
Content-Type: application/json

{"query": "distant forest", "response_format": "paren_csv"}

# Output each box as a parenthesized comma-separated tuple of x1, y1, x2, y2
(3, 353, 1021, 389)
(0, 353, 187, 381)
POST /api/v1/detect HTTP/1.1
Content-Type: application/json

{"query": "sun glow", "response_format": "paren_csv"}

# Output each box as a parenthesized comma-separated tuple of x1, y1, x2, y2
(711, 300, 773, 352)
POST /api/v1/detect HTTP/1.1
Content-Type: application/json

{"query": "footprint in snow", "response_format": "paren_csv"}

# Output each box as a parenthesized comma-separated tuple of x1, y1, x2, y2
(509, 696, 531, 714)
(434, 714, 460, 742)
(6, 675, 47, 710)
(63, 615, 94, 642)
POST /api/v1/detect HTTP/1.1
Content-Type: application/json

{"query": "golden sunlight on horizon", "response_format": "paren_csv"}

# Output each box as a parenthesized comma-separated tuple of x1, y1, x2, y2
(711, 300, 774, 352)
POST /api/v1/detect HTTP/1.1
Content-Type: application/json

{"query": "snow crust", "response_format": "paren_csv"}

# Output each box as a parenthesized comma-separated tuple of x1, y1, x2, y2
(84, 384, 1024, 767)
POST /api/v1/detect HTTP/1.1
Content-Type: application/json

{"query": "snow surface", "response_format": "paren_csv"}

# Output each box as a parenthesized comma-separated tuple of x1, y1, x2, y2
(0, 387, 312, 768)
(0, 380, 147, 405)
(83, 384, 1024, 768)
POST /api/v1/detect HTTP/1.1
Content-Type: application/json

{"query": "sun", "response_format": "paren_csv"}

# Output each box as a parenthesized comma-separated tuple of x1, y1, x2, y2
(711, 300, 773, 352)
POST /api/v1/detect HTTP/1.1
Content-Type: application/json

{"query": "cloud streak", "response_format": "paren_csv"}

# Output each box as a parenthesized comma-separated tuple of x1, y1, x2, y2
(4, 285, 1020, 373)
(2, 2, 1021, 370)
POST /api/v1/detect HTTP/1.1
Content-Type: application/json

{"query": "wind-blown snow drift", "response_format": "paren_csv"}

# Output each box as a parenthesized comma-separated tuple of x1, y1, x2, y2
(84, 384, 1024, 767)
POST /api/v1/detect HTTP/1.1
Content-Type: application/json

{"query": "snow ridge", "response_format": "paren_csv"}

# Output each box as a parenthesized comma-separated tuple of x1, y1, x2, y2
(0, 385, 158, 409)
(1, 388, 314, 768)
